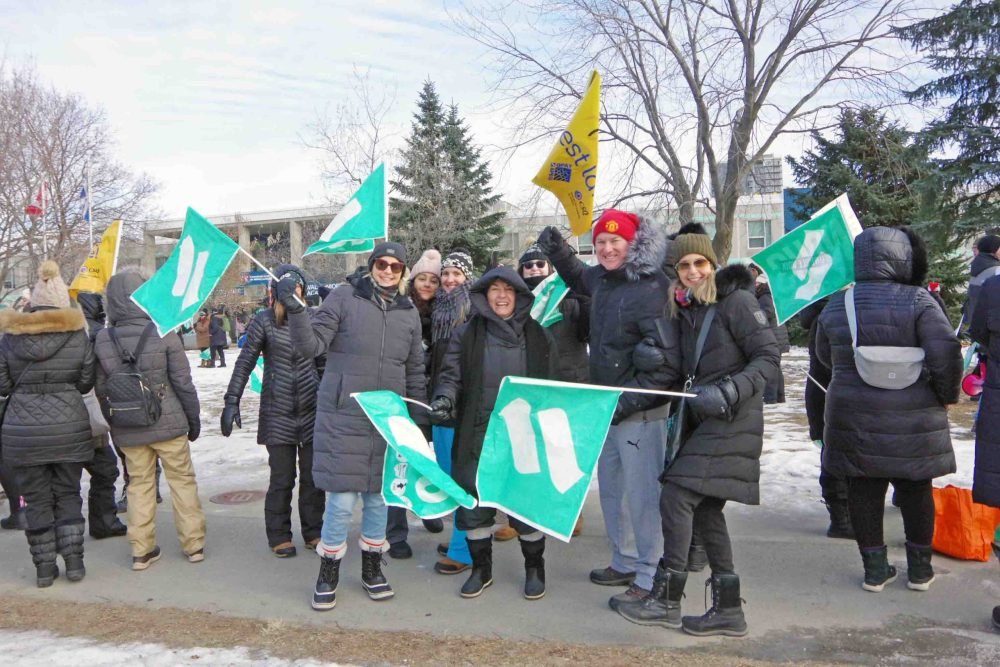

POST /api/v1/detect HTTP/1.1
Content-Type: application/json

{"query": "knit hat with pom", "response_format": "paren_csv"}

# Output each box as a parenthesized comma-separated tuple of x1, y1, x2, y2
(410, 249, 442, 278)
(31, 260, 70, 309)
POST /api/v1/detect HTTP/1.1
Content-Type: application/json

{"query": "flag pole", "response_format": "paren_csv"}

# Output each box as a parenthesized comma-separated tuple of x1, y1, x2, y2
(86, 165, 93, 245)
(235, 246, 306, 308)
(508, 376, 696, 398)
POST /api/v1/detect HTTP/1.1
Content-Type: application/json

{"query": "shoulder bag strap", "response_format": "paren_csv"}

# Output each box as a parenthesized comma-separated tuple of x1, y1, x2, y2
(8, 361, 34, 394)
(686, 305, 717, 384)
(132, 323, 156, 362)
(107, 327, 132, 365)
(845, 287, 858, 348)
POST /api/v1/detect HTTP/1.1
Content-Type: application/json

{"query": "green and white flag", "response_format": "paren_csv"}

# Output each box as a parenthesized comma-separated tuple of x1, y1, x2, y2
(353, 390, 477, 519)
(304, 163, 387, 256)
(530, 272, 570, 327)
(131, 207, 240, 336)
(249, 357, 265, 394)
(477, 377, 621, 542)
(751, 194, 863, 325)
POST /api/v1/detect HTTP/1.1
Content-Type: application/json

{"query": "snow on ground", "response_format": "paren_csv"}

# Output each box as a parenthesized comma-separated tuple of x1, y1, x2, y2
(0, 629, 345, 667)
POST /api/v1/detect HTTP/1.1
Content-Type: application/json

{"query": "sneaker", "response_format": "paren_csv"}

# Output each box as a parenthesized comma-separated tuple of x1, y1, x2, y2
(187, 549, 205, 563)
(590, 566, 636, 587)
(388, 541, 413, 559)
(361, 550, 395, 600)
(608, 583, 651, 611)
(434, 557, 471, 575)
(271, 542, 298, 558)
(132, 546, 162, 571)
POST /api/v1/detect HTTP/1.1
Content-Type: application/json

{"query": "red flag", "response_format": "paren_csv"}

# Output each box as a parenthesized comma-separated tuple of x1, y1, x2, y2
(24, 182, 46, 217)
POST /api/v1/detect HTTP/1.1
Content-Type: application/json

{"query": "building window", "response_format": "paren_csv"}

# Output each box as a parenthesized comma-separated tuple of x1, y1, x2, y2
(747, 219, 771, 249)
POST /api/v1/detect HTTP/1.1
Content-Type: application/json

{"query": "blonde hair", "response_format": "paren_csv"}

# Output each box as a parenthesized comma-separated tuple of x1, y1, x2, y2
(668, 272, 718, 319)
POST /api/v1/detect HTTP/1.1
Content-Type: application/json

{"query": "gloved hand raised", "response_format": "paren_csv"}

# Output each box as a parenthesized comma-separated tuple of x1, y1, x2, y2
(427, 396, 453, 424)
(275, 276, 305, 314)
(688, 377, 739, 422)
(633, 337, 667, 372)
(536, 226, 568, 256)
(220, 395, 242, 437)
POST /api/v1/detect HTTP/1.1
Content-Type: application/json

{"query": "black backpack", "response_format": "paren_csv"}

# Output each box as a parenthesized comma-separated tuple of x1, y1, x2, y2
(102, 323, 163, 427)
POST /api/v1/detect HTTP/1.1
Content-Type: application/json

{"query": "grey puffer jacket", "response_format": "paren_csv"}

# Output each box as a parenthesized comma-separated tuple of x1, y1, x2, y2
(816, 226, 961, 480)
(0, 307, 96, 466)
(93, 271, 201, 447)
(289, 273, 426, 493)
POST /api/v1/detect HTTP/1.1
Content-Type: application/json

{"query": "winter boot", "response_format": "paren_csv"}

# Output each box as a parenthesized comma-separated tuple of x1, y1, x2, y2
(860, 545, 898, 592)
(905, 542, 935, 591)
(520, 537, 546, 600)
(26, 528, 59, 588)
(360, 548, 394, 601)
(1, 509, 27, 530)
(90, 514, 127, 539)
(311, 556, 342, 611)
(687, 542, 708, 573)
(993, 605, 1000, 632)
(55, 521, 86, 582)
(681, 573, 748, 637)
(460, 537, 494, 598)
(825, 501, 855, 540)
(617, 559, 688, 629)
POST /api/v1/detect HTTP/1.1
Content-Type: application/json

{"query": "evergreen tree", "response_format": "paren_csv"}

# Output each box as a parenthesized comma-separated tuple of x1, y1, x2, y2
(390, 81, 504, 270)
(897, 0, 1000, 233)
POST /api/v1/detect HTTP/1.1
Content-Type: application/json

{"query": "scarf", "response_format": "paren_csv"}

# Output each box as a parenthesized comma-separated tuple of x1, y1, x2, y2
(369, 275, 399, 308)
(431, 282, 471, 344)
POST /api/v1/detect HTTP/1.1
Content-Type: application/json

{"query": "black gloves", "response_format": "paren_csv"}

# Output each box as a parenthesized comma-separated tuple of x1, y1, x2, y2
(427, 396, 453, 424)
(536, 226, 567, 256)
(633, 337, 667, 372)
(610, 400, 627, 426)
(188, 419, 201, 443)
(688, 377, 739, 421)
(275, 276, 305, 314)
(220, 395, 242, 437)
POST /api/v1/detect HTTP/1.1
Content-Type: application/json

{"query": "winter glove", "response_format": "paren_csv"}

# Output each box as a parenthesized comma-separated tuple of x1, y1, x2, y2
(688, 377, 739, 422)
(536, 226, 568, 257)
(188, 419, 201, 443)
(220, 395, 242, 437)
(427, 396, 453, 425)
(633, 337, 667, 372)
(275, 276, 305, 314)
(610, 400, 627, 426)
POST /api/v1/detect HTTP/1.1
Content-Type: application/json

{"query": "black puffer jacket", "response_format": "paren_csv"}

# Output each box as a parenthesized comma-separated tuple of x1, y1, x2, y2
(816, 226, 961, 480)
(967, 274, 1000, 506)
(964, 252, 1000, 326)
(289, 272, 426, 493)
(546, 217, 673, 416)
(225, 309, 321, 446)
(547, 291, 590, 383)
(755, 282, 790, 353)
(661, 265, 780, 505)
(0, 307, 96, 466)
(93, 271, 201, 447)
(797, 297, 831, 442)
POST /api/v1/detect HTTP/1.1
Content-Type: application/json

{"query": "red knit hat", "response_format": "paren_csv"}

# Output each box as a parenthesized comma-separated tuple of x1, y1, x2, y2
(592, 209, 640, 243)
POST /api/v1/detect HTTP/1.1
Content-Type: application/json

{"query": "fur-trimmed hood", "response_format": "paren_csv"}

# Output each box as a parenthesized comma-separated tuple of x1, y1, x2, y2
(0, 307, 86, 335)
(622, 215, 669, 282)
(715, 264, 756, 299)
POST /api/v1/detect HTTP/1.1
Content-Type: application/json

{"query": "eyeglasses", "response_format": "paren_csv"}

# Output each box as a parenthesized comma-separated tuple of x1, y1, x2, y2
(521, 260, 547, 270)
(374, 259, 405, 274)
(676, 258, 712, 272)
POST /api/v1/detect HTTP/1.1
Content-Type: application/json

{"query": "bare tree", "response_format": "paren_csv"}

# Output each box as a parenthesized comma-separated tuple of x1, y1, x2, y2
(456, 0, 919, 260)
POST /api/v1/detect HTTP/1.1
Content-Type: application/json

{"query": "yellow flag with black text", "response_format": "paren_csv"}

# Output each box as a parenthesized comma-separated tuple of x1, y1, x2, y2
(532, 71, 600, 237)
(69, 219, 122, 298)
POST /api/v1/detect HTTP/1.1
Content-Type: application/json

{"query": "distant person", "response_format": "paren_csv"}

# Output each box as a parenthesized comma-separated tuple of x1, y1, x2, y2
(209, 306, 228, 368)
(194, 309, 211, 367)
(963, 235, 1000, 334)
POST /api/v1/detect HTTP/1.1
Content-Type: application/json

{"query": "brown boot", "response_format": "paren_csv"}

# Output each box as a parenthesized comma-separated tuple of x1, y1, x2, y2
(434, 556, 471, 574)
(494, 525, 518, 542)
(572, 516, 584, 537)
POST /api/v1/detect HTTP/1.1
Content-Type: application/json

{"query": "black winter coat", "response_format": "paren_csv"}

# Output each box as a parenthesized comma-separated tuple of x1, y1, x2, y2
(93, 272, 201, 447)
(226, 309, 321, 446)
(0, 307, 96, 466)
(816, 226, 961, 481)
(969, 274, 1000, 507)
(210, 315, 228, 347)
(661, 265, 780, 505)
(797, 298, 830, 442)
(964, 253, 1000, 327)
(548, 291, 590, 383)
(290, 273, 426, 493)
(755, 283, 790, 353)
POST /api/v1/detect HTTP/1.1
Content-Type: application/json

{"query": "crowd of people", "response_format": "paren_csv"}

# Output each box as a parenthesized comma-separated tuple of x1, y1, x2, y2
(1, 211, 997, 636)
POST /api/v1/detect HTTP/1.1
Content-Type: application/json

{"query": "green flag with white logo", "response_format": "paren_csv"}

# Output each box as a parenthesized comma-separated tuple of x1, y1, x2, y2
(750, 194, 863, 325)
(249, 356, 265, 394)
(353, 390, 477, 519)
(304, 164, 386, 256)
(477, 377, 621, 542)
(530, 272, 569, 327)
(131, 207, 241, 336)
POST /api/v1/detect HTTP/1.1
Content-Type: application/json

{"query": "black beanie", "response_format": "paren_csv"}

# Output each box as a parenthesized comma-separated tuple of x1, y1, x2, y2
(368, 242, 408, 269)
(518, 244, 547, 266)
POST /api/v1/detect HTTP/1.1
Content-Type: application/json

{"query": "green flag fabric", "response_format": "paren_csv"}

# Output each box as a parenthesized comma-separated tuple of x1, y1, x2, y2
(131, 207, 240, 336)
(304, 164, 387, 256)
(750, 194, 862, 325)
(530, 272, 569, 328)
(476, 377, 621, 541)
(353, 390, 477, 519)
(249, 356, 265, 394)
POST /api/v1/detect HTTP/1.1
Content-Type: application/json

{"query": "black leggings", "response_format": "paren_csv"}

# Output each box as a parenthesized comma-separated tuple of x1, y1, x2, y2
(847, 477, 934, 548)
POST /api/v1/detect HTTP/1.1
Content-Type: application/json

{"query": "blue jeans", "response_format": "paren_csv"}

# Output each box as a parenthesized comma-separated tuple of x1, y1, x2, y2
(433, 426, 471, 564)
(320, 491, 387, 547)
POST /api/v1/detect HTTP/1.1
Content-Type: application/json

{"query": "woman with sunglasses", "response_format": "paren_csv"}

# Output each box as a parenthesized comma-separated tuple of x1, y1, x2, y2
(276, 242, 426, 611)
(621, 231, 778, 637)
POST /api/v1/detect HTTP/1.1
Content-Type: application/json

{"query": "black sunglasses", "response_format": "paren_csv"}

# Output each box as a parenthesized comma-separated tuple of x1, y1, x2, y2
(374, 258, 405, 274)
(521, 260, 548, 270)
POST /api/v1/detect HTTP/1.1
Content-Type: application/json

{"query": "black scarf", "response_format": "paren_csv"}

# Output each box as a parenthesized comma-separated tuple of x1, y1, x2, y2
(431, 283, 471, 344)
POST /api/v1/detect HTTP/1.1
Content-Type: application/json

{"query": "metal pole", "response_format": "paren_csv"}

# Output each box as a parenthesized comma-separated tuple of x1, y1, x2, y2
(86, 164, 93, 245)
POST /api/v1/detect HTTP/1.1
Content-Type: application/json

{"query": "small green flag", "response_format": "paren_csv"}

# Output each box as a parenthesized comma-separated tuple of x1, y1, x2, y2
(353, 390, 477, 519)
(304, 164, 387, 256)
(530, 272, 569, 327)
(131, 207, 241, 336)
(477, 377, 620, 541)
(249, 357, 265, 394)
(751, 194, 862, 325)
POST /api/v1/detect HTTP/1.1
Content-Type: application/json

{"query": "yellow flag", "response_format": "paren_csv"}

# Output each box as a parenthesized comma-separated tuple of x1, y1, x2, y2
(69, 219, 122, 298)
(532, 71, 600, 237)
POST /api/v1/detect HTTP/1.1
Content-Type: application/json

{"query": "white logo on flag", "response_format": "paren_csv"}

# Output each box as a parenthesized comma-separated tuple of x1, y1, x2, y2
(171, 236, 210, 309)
(319, 199, 362, 242)
(499, 398, 583, 494)
(791, 230, 832, 301)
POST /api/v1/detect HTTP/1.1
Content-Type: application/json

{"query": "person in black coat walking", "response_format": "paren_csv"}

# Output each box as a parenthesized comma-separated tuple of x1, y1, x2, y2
(222, 264, 325, 558)
(209, 306, 228, 368)
(816, 226, 961, 594)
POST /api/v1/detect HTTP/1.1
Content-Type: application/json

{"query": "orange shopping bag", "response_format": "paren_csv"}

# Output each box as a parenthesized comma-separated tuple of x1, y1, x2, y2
(932, 485, 1000, 562)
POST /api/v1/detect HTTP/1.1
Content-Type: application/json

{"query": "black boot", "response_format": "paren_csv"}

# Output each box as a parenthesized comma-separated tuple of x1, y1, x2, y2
(520, 537, 546, 600)
(617, 559, 687, 628)
(360, 549, 394, 600)
(1, 509, 27, 530)
(826, 501, 855, 540)
(860, 545, 898, 592)
(461, 537, 493, 598)
(905, 542, 935, 591)
(26, 528, 59, 588)
(681, 573, 748, 637)
(90, 514, 127, 539)
(55, 521, 86, 582)
(311, 556, 341, 610)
